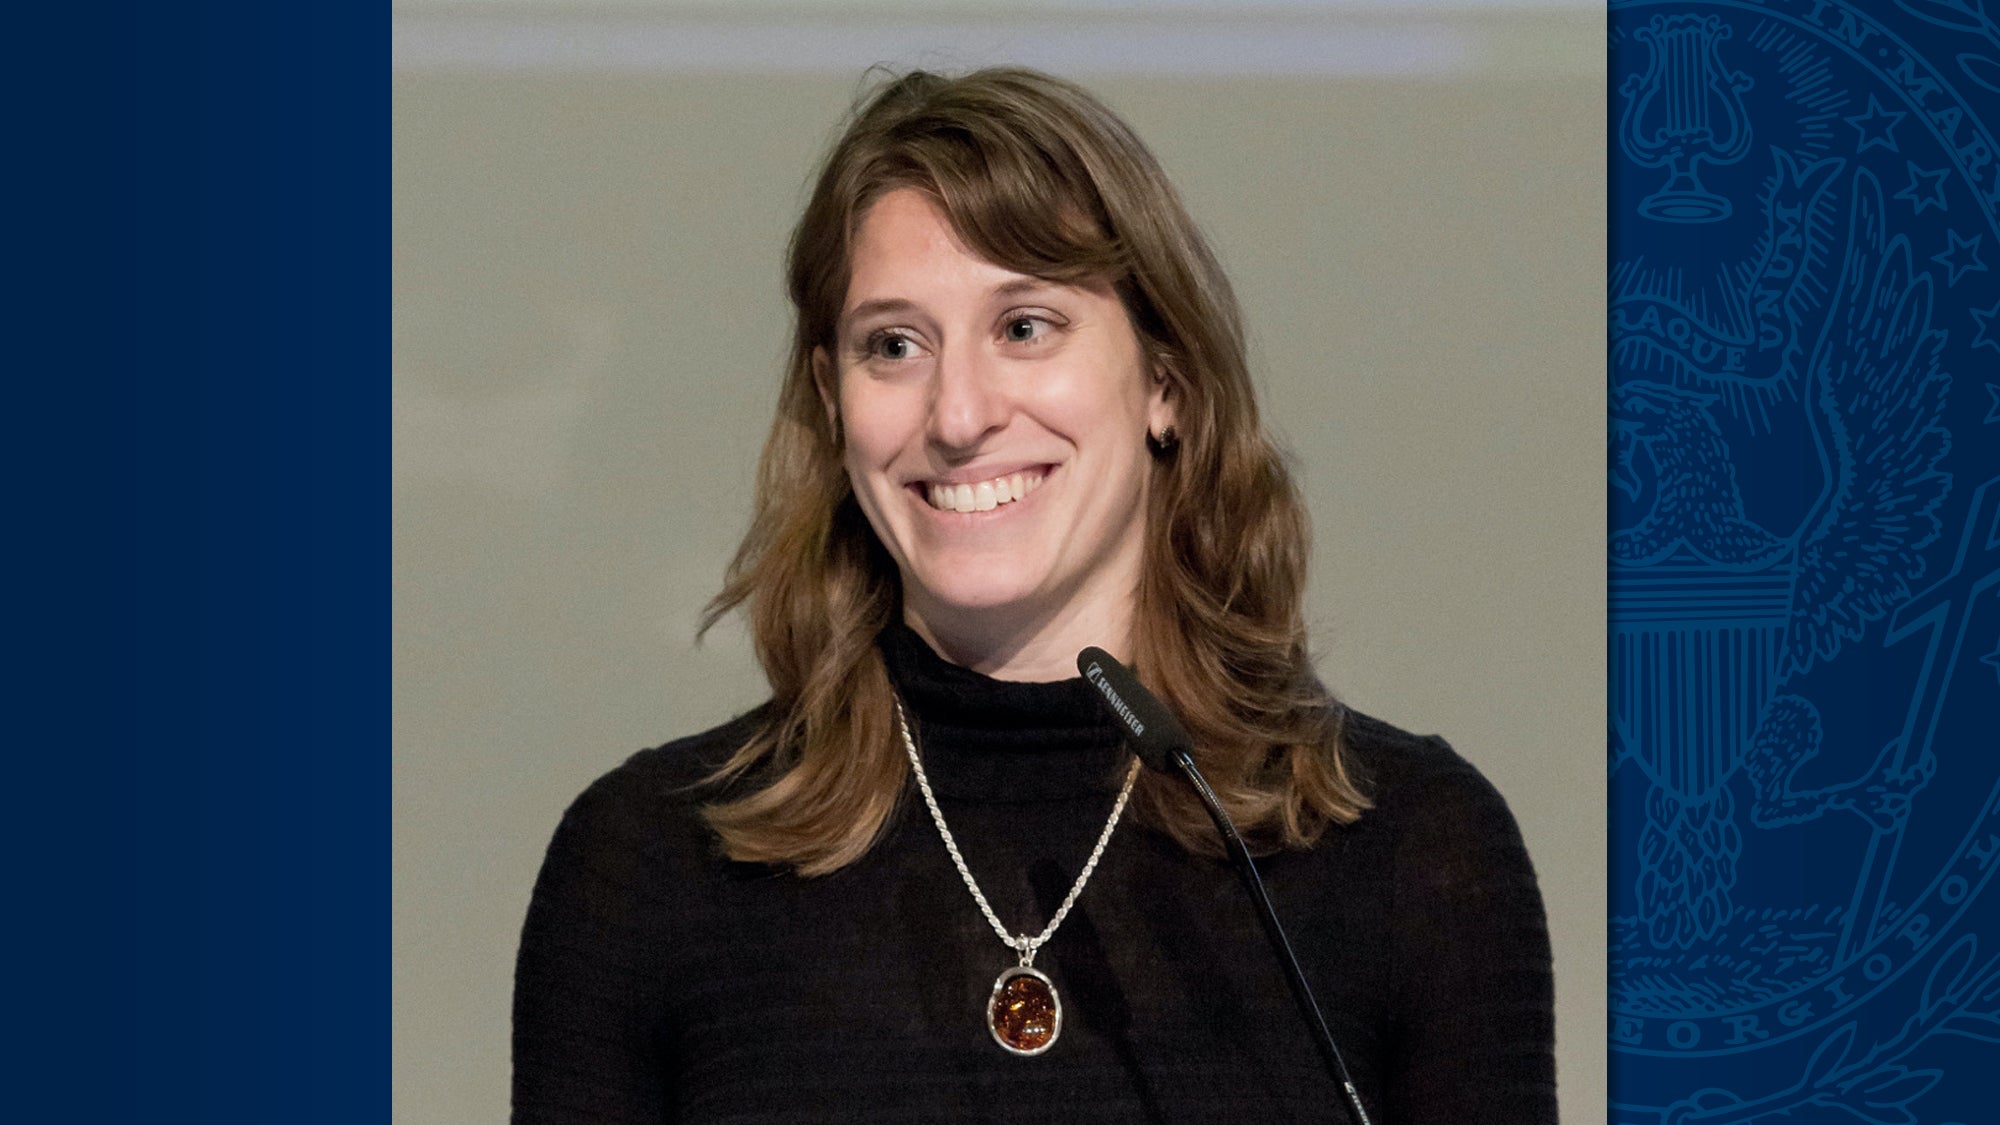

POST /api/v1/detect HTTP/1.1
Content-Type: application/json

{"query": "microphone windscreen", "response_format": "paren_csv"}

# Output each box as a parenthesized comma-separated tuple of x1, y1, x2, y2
(1076, 647, 1194, 772)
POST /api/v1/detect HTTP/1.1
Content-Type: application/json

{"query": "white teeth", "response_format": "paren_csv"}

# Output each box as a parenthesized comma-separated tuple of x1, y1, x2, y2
(922, 470, 1047, 511)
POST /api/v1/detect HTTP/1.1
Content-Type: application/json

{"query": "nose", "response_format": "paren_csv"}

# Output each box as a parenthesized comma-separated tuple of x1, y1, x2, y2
(925, 343, 1007, 454)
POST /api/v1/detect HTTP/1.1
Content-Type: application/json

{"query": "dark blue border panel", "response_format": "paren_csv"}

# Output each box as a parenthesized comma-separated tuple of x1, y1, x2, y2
(11, 7, 143, 1121)
(1611, 0, 2000, 1118)
(14, 4, 385, 1120)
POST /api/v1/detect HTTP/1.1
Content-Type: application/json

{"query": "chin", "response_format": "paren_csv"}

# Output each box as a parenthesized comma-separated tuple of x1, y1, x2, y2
(905, 563, 1047, 619)
(914, 582, 1044, 618)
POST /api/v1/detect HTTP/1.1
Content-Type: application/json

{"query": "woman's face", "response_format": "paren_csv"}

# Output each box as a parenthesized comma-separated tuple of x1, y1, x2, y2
(819, 188, 1172, 671)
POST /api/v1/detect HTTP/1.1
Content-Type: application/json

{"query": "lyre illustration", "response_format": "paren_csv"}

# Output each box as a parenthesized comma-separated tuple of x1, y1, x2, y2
(1619, 14, 1754, 223)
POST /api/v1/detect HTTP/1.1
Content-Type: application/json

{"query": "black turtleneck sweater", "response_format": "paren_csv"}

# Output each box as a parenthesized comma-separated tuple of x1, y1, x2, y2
(513, 627, 1557, 1123)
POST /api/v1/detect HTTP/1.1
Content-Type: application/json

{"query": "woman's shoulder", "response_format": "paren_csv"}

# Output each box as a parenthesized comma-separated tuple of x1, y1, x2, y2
(1329, 715, 1555, 1117)
(545, 705, 771, 855)
(601, 705, 769, 789)
(1336, 706, 1524, 836)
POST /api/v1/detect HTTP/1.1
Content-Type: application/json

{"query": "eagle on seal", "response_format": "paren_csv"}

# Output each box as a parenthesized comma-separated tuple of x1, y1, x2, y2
(1618, 167, 1951, 948)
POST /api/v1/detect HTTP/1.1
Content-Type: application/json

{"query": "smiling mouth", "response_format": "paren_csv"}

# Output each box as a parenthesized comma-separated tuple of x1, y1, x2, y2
(920, 469, 1048, 513)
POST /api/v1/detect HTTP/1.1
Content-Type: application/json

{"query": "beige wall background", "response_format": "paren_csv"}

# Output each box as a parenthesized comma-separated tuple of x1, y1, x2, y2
(394, 2, 1605, 1119)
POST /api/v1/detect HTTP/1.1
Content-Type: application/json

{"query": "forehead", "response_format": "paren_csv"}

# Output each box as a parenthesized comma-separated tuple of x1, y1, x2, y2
(843, 189, 1015, 304)
(842, 188, 1129, 325)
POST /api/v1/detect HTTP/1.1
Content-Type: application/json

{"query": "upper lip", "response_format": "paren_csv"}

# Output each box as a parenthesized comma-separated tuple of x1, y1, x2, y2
(909, 462, 1052, 487)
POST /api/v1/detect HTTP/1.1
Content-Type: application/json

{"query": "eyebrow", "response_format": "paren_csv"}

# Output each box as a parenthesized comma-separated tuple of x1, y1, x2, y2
(840, 279, 1069, 333)
(841, 297, 921, 329)
(992, 278, 1064, 301)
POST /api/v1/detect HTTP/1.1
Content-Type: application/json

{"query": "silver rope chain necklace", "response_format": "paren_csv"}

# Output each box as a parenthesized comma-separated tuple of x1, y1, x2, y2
(893, 695, 1141, 1056)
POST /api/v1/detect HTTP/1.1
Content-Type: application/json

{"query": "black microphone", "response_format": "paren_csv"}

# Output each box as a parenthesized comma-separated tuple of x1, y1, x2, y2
(1077, 647, 1374, 1125)
(1076, 646, 1190, 772)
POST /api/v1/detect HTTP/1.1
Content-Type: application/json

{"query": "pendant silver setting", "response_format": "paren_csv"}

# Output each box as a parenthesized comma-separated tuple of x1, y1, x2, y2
(988, 964, 1062, 1055)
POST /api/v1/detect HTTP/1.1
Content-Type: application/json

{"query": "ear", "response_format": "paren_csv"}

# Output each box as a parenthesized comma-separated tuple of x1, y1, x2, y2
(812, 346, 839, 434)
(1147, 357, 1178, 438)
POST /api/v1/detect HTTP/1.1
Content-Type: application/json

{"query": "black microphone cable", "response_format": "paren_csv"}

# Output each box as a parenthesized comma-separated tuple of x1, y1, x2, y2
(1078, 646, 1373, 1125)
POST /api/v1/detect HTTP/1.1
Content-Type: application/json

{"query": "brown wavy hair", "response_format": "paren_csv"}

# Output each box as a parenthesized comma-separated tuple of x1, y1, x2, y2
(700, 67, 1367, 875)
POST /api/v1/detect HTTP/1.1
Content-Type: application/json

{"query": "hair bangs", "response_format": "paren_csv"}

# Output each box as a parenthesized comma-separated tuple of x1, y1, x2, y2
(924, 140, 1127, 285)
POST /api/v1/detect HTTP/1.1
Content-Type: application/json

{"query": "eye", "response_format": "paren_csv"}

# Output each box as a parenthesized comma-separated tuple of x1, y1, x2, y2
(864, 329, 927, 362)
(1001, 314, 1055, 344)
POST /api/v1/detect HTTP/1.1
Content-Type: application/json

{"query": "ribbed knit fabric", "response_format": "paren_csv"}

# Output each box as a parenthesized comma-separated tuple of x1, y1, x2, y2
(512, 624, 1557, 1123)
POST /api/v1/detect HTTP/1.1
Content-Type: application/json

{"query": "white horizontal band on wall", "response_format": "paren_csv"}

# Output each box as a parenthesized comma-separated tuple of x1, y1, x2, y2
(393, 15, 1492, 77)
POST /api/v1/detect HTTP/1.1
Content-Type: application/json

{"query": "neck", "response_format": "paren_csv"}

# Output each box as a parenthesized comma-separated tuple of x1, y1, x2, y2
(903, 590, 1137, 683)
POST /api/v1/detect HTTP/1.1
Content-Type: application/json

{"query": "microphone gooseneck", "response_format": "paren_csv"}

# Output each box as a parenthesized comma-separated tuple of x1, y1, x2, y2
(1077, 647, 1373, 1125)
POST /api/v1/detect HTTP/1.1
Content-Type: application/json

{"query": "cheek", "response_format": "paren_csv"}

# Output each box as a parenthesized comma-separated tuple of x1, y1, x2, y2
(838, 384, 920, 479)
(1049, 367, 1149, 446)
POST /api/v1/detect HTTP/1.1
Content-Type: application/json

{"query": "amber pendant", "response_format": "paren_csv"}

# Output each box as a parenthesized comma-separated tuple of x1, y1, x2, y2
(988, 965, 1061, 1055)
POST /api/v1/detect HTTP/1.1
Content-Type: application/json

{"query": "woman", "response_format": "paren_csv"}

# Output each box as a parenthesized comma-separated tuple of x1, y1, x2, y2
(514, 67, 1555, 1123)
